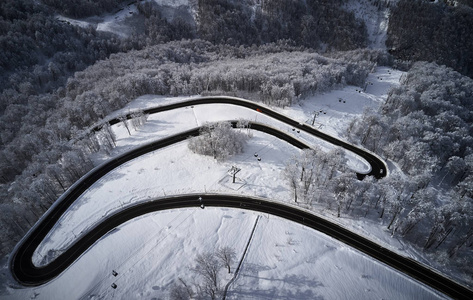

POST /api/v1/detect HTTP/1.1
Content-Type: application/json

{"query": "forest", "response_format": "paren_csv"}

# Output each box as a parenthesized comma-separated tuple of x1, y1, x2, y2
(388, 0, 473, 78)
(358, 63, 472, 279)
(284, 62, 473, 279)
(1, 0, 473, 287)
(0, 37, 385, 260)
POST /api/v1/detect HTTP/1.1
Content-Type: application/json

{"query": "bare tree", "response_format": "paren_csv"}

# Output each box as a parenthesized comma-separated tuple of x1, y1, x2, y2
(101, 123, 116, 147)
(170, 285, 189, 300)
(96, 123, 117, 155)
(216, 246, 236, 274)
(130, 109, 148, 130)
(169, 277, 193, 300)
(284, 160, 299, 203)
(284, 148, 348, 205)
(118, 115, 131, 136)
(193, 252, 222, 299)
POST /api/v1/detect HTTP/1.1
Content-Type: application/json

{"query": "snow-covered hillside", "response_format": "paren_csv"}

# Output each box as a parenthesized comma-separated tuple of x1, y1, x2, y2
(343, 0, 393, 49)
(1, 66, 450, 299)
(2, 0, 472, 297)
(56, 0, 394, 49)
(57, 3, 140, 38)
(29, 66, 400, 266)
(57, 0, 196, 38)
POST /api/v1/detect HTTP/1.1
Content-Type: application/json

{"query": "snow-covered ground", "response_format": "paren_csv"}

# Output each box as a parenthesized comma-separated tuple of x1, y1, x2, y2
(2, 67, 447, 299)
(343, 0, 399, 49)
(57, 4, 139, 38)
(32, 66, 400, 266)
(2, 209, 446, 300)
(152, 0, 191, 7)
(56, 0, 195, 38)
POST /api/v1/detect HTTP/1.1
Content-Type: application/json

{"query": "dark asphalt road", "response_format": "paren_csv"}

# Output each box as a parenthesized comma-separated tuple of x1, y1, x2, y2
(10, 120, 312, 286)
(103, 96, 387, 179)
(9, 97, 472, 299)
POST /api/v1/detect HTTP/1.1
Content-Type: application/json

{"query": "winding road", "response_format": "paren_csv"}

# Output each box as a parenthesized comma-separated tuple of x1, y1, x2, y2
(103, 96, 386, 179)
(9, 96, 473, 299)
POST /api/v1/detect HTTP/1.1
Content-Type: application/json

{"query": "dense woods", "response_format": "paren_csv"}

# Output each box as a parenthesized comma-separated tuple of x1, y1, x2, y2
(282, 63, 473, 280)
(1, 0, 473, 287)
(0, 0, 197, 98)
(0, 1, 121, 95)
(198, 0, 367, 50)
(42, 0, 128, 18)
(345, 62, 473, 277)
(387, 0, 473, 78)
(0, 37, 382, 257)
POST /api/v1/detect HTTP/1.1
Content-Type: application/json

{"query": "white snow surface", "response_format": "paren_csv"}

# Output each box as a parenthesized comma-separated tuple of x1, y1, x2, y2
(56, 15, 92, 28)
(343, 0, 394, 49)
(95, 5, 140, 38)
(2, 209, 446, 300)
(32, 67, 402, 266)
(2, 67, 448, 299)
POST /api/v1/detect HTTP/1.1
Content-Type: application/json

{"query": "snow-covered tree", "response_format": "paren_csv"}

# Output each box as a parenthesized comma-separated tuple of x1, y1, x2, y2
(130, 110, 148, 131)
(284, 147, 349, 207)
(188, 121, 250, 161)
(118, 115, 131, 136)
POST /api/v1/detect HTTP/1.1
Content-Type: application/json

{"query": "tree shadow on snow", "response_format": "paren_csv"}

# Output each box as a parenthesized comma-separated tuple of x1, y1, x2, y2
(229, 263, 325, 300)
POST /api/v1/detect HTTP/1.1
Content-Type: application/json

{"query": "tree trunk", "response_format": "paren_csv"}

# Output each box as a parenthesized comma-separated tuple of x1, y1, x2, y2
(424, 226, 439, 249)
(435, 227, 454, 249)
(387, 207, 400, 230)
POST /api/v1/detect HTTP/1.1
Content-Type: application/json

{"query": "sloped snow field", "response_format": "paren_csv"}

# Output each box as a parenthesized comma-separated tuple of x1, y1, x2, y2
(1, 67, 448, 299)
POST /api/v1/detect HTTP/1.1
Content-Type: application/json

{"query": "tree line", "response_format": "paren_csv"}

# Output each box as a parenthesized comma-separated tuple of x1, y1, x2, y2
(0, 39, 383, 258)
(387, 0, 473, 78)
(197, 0, 368, 50)
(42, 0, 129, 18)
(342, 62, 473, 282)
